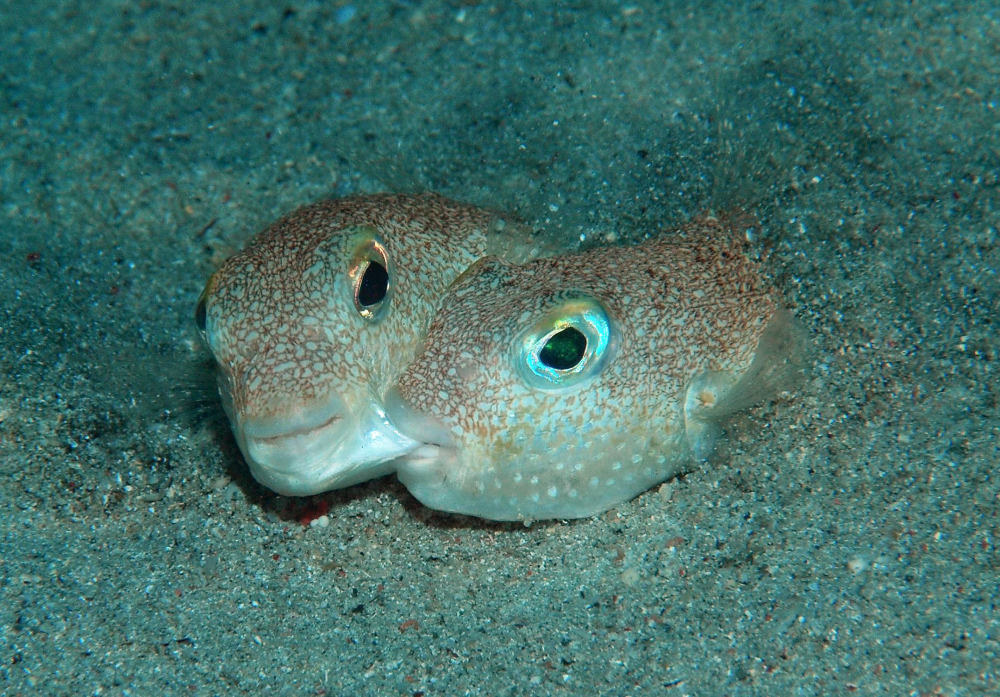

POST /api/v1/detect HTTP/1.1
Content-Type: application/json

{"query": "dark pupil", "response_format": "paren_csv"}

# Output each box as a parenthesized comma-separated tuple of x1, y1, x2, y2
(539, 327, 587, 370)
(357, 261, 388, 306)
(194, 297, 207, 332)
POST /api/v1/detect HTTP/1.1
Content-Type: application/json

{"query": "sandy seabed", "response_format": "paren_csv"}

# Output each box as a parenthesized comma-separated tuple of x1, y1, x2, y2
(1, 2, 998, 695)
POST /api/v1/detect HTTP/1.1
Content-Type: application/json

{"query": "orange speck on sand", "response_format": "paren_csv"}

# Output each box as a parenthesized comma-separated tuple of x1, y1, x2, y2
(297, 498, 331, 526)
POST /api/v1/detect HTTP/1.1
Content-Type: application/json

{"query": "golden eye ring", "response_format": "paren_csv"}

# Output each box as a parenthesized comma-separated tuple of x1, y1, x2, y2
(194, 268, 222, 339)
(348, 236, 392, 323)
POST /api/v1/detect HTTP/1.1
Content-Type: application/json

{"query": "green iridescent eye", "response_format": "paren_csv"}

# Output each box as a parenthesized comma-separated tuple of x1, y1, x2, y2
(538, 327, 587, 370)
(516, 297, 616, 391)
(347, 230, 393, 323)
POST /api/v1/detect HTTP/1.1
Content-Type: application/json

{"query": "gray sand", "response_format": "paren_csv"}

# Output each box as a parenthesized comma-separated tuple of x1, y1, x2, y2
(2, 1, 998, 695)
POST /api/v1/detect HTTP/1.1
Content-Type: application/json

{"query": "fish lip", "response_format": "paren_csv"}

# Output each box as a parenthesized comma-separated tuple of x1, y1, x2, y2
(235, 395, 421, 496)
(249, 413, 345, 447)
(382, 387, 456, 452)
(241, 396, 353, 474)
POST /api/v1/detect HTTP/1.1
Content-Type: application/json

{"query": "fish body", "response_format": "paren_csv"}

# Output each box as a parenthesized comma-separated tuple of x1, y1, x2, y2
(196, 193, 523, 496)
(386, 217, 794, 521)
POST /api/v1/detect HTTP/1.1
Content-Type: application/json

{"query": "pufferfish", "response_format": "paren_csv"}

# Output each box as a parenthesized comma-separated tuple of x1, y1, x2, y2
(195, 193, 531, 496)
(385, 216, 799, 521)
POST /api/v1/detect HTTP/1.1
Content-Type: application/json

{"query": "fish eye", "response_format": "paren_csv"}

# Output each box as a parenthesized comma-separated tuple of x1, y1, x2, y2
(194, 294, 208, 333)
(356, 260, 389, 307)
(516, 297, 616, 391)
(194, 273, 217, 339)
(348, 234, 393, 323)
(538, 326, 587, 370)
(196, 269, 225, 341)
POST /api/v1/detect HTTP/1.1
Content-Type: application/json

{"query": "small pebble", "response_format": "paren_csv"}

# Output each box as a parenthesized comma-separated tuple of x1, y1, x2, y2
(847, 556, 868, 574)
(621, 567, 640, 586)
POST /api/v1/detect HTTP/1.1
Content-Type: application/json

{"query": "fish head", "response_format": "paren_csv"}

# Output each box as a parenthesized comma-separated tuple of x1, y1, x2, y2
(195, 194, 508, 496)
(386, 227, 782, 522)
(385, 253, 685, 521)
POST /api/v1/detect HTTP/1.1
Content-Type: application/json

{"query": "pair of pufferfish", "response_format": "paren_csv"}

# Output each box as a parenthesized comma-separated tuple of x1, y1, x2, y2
(195, 194, 798, 522)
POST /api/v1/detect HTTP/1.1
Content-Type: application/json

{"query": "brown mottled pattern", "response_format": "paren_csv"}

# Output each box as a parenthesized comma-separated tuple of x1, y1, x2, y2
(394, 216, 779, 520)
(201, 193, 507, 424)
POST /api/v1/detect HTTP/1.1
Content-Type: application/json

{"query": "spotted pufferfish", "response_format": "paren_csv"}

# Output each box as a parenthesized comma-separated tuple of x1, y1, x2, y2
(195, 193, 533, 496)
(385, 216, 798, 521)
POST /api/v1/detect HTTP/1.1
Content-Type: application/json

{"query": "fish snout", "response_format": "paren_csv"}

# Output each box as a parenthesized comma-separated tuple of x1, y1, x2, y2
(383, 387, 456, 451)
(236, 392, 419, 496)
(384, 387, 475, 514)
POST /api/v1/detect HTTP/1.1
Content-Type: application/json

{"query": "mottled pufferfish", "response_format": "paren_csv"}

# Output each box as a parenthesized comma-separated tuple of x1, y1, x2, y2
(385, 215, 799, 521)
(195, 193, 534, 496)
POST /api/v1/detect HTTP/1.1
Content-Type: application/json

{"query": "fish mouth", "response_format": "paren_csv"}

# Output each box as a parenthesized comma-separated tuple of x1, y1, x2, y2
(236, 393, 421, 496)
(382, 387, 456, 456)
(383, 387, 468, 513)
(251, 413, 345, 445)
